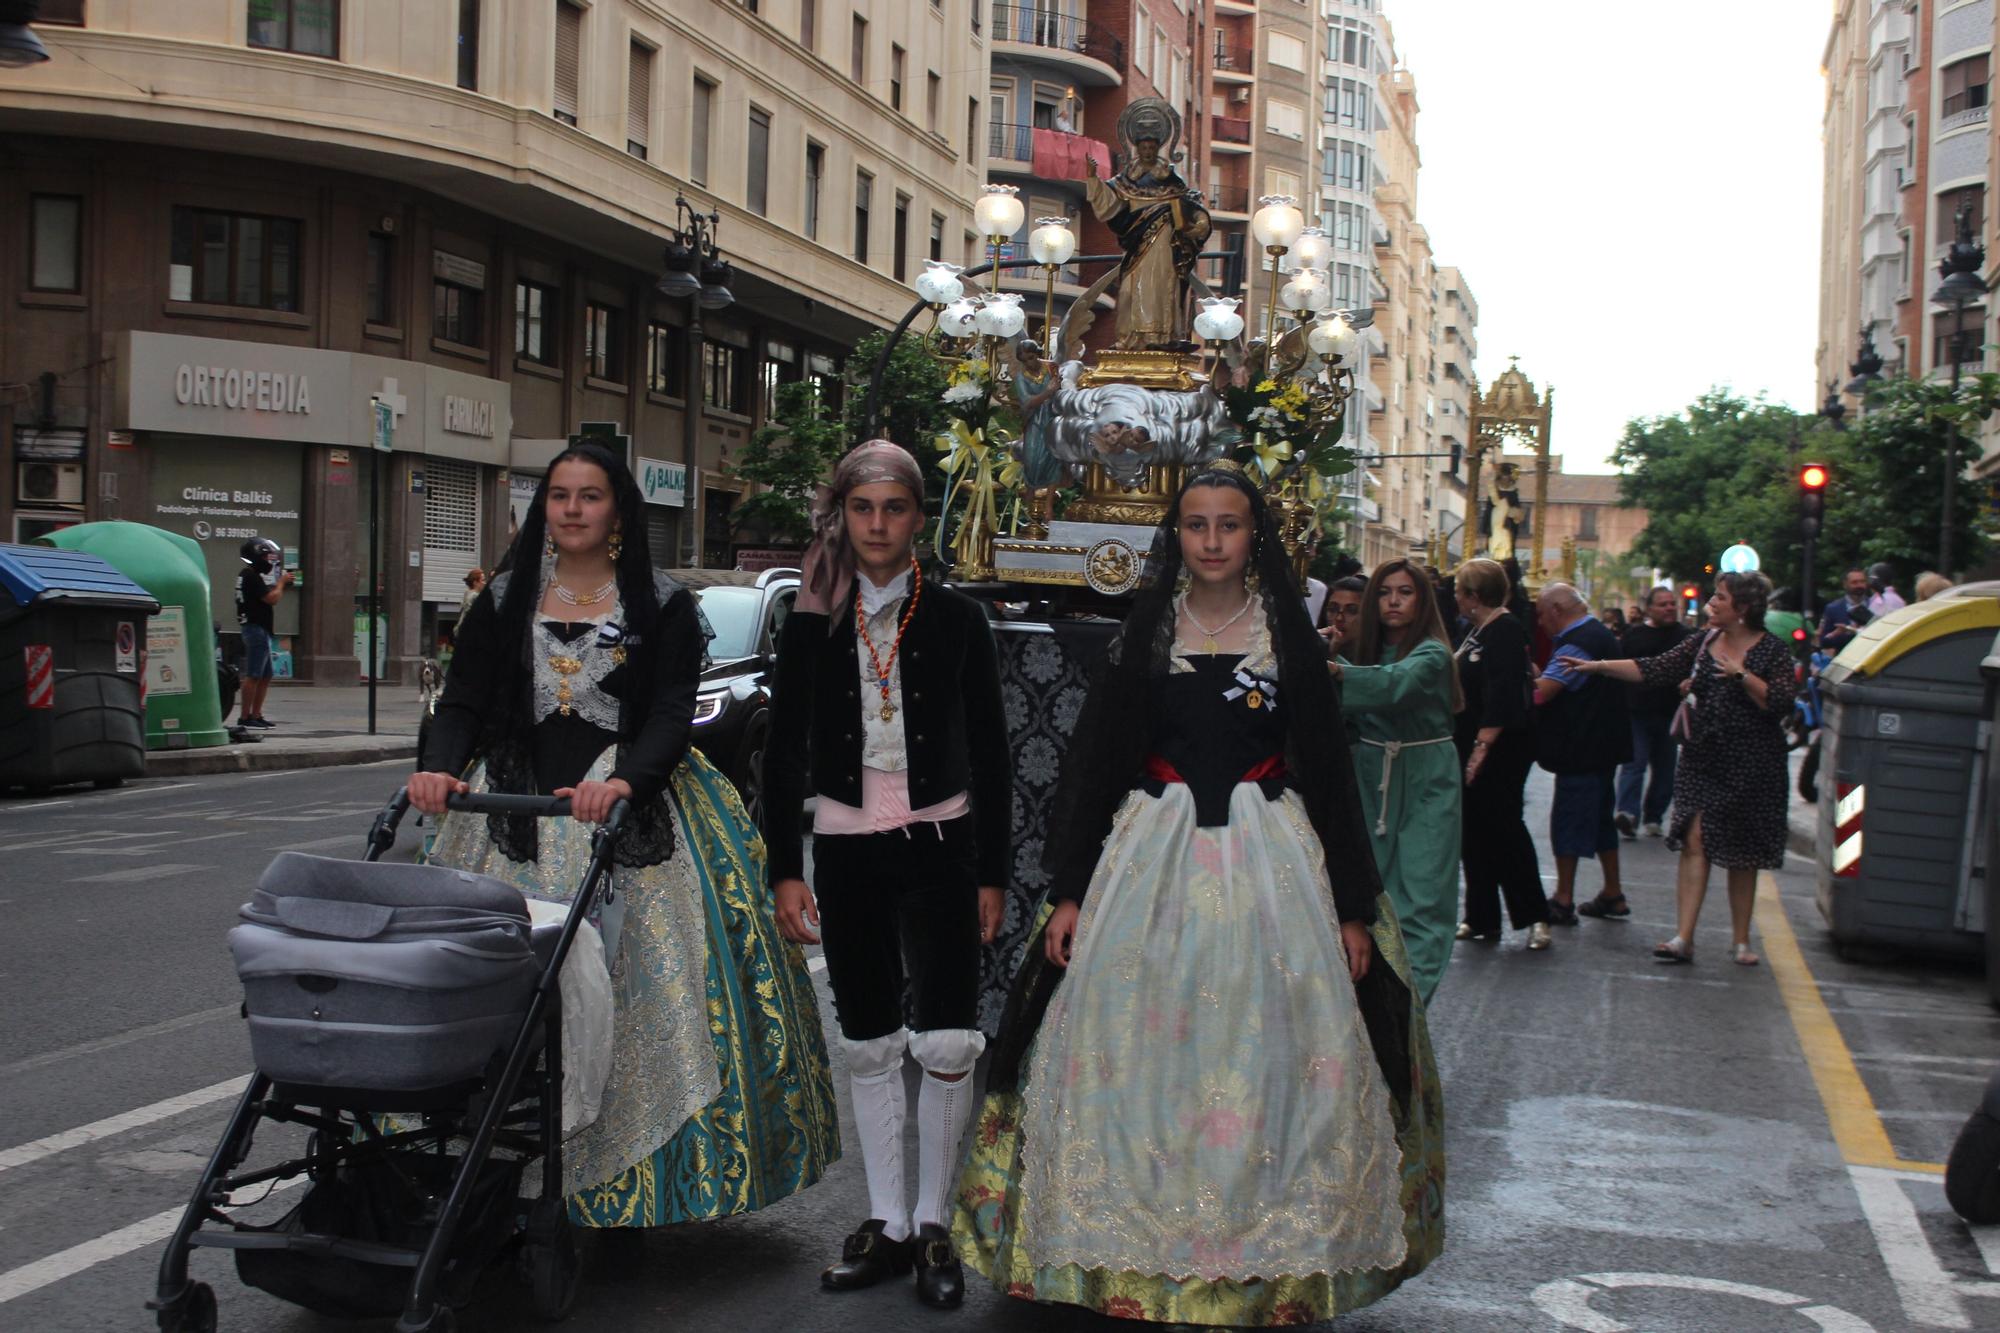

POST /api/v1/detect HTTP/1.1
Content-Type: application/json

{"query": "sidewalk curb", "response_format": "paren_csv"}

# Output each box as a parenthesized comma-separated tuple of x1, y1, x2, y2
(145, 740, 417, 777)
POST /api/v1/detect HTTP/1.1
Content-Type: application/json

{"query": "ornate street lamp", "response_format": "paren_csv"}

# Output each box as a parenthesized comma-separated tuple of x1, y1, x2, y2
(1291, 226, 1333, 272)
(655, 196, 734, 310)
(0, 1, 51, 67)
(1930, 202, 1987, 574)
(1844, 323, 1885, 398)
(1027, 216, 1077, 348)
(973, 184, 1027, 269)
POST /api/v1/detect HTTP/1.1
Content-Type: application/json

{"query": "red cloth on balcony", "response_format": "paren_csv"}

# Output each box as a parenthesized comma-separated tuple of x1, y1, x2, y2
(1032, 129, 1111, 181)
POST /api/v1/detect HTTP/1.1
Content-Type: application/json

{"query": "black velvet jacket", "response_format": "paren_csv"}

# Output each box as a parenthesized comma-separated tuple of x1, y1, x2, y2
(421, 571, 701, 865)
(761, 579, 1013, 888)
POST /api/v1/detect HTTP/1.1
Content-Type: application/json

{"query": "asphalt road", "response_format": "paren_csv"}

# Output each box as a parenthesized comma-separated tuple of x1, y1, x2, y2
(2, 761, 1997, 1332)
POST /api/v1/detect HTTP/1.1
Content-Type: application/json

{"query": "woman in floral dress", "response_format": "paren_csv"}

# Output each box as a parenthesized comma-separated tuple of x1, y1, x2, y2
(953, 462, 1444, 1325)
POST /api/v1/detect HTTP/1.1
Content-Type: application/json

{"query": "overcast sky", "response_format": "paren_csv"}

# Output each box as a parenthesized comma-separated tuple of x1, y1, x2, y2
(1384, 0, 1828, 473)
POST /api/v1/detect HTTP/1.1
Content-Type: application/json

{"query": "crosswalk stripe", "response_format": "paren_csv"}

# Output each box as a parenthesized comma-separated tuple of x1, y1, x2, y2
(0, 1077, 249, 1176)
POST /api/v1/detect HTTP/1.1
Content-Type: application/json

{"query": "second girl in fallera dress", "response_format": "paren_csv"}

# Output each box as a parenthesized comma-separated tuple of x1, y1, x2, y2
(955, 462, 1445, 1326)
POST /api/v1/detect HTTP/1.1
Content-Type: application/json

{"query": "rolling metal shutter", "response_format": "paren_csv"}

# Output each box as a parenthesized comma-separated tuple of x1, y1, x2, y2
(423, 457, 484, 604)
(554, 2, 582, 123)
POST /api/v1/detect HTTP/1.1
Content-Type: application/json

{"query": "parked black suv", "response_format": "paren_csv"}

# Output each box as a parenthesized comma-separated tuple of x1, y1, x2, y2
(672, 567, 798, 822)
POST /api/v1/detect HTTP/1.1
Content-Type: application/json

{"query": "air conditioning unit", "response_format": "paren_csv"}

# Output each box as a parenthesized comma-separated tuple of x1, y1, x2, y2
(18, 462, 84, 506)
(1230, 86, 1252, 104)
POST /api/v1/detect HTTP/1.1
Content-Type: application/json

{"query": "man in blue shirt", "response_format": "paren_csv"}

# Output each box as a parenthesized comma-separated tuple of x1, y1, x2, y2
(1818, 567, 1873, 654)
(1534, 583, 1633, 924)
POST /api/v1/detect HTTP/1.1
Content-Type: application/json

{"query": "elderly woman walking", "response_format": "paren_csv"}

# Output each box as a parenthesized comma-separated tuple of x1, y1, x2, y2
(1331, 558, 1464, 1002)
(1572, 571, 1796, 965)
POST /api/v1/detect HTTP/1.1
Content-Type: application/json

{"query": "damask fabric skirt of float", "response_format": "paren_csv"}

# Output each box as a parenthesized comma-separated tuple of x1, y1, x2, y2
(429, 750, 839, 1226)
(952, 786, 1446, 1326)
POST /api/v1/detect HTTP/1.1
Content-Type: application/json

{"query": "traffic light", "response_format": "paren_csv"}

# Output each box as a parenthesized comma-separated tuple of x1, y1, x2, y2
(1681, 582, 1701, 618)
(1799, 462, 1830, 536)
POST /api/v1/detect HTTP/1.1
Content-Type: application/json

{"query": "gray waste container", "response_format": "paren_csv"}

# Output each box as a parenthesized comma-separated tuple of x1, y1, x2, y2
(1979, 632, 2000, 1003)
(0, 543, 159, 791)
(1816, 593, 2000, 957)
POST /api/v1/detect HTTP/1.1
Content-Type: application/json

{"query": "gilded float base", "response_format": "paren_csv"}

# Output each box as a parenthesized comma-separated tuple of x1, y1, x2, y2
(1077, 350, 1204, 391)
(1063, 462, 1188, 528)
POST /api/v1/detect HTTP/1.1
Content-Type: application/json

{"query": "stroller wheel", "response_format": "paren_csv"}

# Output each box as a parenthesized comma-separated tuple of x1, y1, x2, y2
(526, 1199, 582, 1322)
(157, 1282, 216, 1333)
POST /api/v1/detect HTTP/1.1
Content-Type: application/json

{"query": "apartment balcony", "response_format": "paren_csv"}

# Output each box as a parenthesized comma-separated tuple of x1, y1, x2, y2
(1216, 0, 1258, 13)
(1940, 103, 1990, 136)
(1208, 183, 1251, 216)
(1212, 45, 1255, 82)
(991, 4, 1126, 86)
(1865, 109, 1907, 163)
(1212, 117, 1252, 152)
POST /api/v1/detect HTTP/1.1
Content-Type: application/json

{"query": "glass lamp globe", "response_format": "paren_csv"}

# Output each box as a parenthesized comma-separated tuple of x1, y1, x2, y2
(1308, 315, 1358, 359)
(938, 299, 982, 339)
(1280, 270, 1319, 313)
(1301, 270, 1333, 313)
(1193, 296, 1246, 342)
(1251, 195, 1305, 251)
(1292, 227, 1333, 271)
(1028, 217, 1077, 266)
(914, 260, 966, 305)
(973, 184, 1026, 239)
(974, 294, 1026, 339)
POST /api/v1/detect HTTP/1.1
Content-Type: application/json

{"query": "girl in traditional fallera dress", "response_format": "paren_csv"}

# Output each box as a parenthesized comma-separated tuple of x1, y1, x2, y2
(411, 443, 839, 1230)
(766, 441, 1013, 1310)
(956, 462, 1445, 1326)
(1332, 558, 1467, 999)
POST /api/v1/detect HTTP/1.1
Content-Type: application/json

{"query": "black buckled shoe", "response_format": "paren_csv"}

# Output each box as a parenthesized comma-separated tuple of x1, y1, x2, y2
(912, 1223, 965, 1309)
(821, 1219, 912, 1292)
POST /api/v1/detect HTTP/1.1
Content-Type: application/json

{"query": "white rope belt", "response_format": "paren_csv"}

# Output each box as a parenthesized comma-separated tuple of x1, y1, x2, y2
(1358, 735, 1455, 836)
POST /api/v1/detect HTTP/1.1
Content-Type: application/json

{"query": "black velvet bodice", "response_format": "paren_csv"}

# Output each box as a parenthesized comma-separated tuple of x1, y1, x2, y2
(1142, 654, 1286, 826)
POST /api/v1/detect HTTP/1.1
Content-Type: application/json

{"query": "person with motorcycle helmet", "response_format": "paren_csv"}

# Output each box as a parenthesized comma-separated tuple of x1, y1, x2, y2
(235, 537, 293, 728)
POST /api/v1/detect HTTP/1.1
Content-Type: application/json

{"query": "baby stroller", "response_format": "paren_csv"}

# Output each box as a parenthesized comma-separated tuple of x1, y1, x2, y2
(149, 789, 623, 1333)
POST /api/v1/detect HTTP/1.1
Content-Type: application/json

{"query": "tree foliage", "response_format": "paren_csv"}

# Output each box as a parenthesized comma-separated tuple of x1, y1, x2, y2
(1611, 378, 1998, 597)
(842, 329, 951, 461)
(730, 380, 848, 544)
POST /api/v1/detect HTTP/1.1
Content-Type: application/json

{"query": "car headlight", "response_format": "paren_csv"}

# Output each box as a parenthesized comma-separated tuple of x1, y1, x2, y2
(693, 692, 727, 725)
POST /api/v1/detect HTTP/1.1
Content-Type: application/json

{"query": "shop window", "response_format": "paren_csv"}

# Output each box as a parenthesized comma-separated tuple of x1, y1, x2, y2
(456, 0, 479, 89)
(585, 302, 626, 382)
(29, 195, 82, 293)
(703, 340, 747, 414)
(647, 321, 686, 397)
(702, 487, 738, 569)
(515, 278, 559, 366)
(247, 0, 339, 58)
(169, 207, 302, 311)
(763, 339, 797, 420)
(553, 0, 582, 125)
(365, 231, 395, 326)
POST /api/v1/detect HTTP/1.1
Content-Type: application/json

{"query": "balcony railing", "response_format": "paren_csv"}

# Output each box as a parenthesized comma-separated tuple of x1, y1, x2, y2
(1207, 183, 1250, 213)
(1214, 116, 1251, 144)
(989, 120, 1036, 164)
(1212, 44, 1253, 73)
(1942, 102, 1990, 134)
(991, 4, 1127, 71)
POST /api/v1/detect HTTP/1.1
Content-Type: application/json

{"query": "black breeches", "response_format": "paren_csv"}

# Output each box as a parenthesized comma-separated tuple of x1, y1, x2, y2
(811, 815, 981, 1041)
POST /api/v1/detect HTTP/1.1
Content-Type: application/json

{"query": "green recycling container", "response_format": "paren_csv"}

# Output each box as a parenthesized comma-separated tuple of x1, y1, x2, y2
(42, 522, 230, 750)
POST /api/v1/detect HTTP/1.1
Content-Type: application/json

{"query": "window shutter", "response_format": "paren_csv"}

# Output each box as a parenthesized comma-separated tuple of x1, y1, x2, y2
(628, 43, 652, 147)
(423, 458, 485, 604)
(554, 2, 582, 122)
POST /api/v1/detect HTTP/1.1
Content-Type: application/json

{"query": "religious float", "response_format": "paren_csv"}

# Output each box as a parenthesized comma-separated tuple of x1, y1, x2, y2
(857, 97, 1560, 1025)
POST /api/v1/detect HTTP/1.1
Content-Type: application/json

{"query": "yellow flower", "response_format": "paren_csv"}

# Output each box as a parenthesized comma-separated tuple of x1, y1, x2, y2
(1255, 378, 1280, 394)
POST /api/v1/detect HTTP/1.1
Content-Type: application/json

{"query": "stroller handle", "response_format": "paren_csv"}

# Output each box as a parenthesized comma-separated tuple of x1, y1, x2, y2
(365, 788, 631, 858)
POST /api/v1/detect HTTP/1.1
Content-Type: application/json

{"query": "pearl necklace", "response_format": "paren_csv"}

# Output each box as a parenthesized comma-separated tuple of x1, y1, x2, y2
(553, 578, 617, 607)
(1178, 590, 1256, 654)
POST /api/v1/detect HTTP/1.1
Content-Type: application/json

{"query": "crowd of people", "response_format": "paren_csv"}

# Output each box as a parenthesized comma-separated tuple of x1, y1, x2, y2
(399, 437, 1842, 1326)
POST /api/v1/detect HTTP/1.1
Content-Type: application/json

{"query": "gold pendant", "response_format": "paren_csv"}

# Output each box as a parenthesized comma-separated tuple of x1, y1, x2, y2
(1247, 690, 1264, 709)
(1203, 635, 1219, 653)
(879, 700, 896, 723)
(551, 654, 583, 719)
(611, 646, 627, 666)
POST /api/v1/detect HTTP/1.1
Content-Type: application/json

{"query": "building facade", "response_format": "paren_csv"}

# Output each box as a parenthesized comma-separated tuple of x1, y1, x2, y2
(1434, 264, 1476, 561)
(3, 0, 989, 683)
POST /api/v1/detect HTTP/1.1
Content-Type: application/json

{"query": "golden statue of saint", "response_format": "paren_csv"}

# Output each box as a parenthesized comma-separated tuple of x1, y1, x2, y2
(1082, 99, 1211, 351)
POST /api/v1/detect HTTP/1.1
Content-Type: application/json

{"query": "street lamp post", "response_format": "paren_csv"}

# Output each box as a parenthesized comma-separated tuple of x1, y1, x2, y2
(1931, 203, 1986, 575)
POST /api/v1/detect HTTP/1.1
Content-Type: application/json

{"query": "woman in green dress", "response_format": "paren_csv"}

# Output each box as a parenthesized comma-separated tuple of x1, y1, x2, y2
(1331, 558, 1464, 1003)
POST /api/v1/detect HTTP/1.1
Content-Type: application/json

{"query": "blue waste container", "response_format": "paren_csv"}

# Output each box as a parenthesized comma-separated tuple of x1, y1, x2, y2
(0, 544, 159, 791)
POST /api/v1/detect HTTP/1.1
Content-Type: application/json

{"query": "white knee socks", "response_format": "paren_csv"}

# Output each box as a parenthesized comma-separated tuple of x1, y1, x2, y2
(848, 1066, 909, 1241)
(913, 1070, 972, 1233)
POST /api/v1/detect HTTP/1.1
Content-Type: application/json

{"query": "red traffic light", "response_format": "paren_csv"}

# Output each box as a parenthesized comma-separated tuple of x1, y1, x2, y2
(1680, 585, 1700, 599)
(1801, 463, 1829, 490)
(1792, 627, 1809, 642)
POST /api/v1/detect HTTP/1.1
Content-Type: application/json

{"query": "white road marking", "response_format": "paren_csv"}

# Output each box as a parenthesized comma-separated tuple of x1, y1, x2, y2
(54, 833, 237, 857)
(1533, 1272, 1879, 1332)
(0, 1176, 303, 1305)
(0, 1005, 238, 1077)
(1850, 1052, 1995, 1067)
(0, 800, 74, 811)
(1849, 1165, 2000, 1329)
(73, 864, 210, 884)
(0, 1077, 248, 1175)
